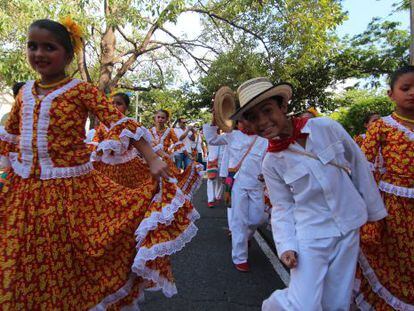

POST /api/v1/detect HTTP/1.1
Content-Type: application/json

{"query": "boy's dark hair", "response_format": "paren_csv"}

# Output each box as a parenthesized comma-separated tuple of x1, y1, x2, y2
(113, 92, 130, 108)
(29, 19, 74, 58)
(389, 65, 414, 89)
(363, 112, 380, 125)
(12, 82, 25, 97)
(156, 109, 170, 119)
(270, 95, 284, 107)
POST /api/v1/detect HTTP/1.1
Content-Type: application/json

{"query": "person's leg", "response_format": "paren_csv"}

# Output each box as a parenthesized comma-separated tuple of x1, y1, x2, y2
(262, 238, 332, 311)
(246, 188, 266, 240)
(175, 153, 184, 169)
(196, 153, 206, 170)
(322, 230, 360, 311)
(215, 177, 224, 201)
(207, 178, 215, 205)
(183, 153, 191, 169)
(231, 183, 249, 265)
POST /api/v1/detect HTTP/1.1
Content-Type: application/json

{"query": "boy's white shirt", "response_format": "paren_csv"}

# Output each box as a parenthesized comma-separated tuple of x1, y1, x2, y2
(189, 131, 204, 153)
(173, 127, 190, 152)
(262, 117, 387, 258)
(203, 124, 268, 189)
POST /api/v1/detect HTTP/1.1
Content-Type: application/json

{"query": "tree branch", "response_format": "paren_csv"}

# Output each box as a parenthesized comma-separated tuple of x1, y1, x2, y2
(185, 8, 271, 57)
(164, 46, 197, 84)
(116, 25, 138, 49)
(117, 83, 162, 91)
(158, 26, 210, 73)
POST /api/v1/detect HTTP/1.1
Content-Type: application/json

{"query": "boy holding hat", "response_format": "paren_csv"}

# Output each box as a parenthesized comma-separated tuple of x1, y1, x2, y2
(232, 77, 387, 310)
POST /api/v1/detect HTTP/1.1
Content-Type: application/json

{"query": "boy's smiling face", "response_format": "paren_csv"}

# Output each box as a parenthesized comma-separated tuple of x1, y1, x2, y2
(242, 98, 290, 139)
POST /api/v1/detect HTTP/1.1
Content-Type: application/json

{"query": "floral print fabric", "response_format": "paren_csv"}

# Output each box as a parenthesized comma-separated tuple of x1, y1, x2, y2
(0, 80, 199, 310)
(356, 115, 414, 310)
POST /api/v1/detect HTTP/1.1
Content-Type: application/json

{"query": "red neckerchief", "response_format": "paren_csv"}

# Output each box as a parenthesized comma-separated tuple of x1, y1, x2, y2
(240, 128, 256, 136)
(267, 117, 309, 153)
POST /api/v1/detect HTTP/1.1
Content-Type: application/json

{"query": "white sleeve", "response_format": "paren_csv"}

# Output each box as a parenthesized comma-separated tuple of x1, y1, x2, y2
(331, 121, 387, 222)
(203, 124, 229, 146)
(219, 146, 229, 177)
(262, 159, 298, 257)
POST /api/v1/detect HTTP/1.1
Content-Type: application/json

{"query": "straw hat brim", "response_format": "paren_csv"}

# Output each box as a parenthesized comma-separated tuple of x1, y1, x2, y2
(214, 86, 236, 132)
(230, 83, 293, 121)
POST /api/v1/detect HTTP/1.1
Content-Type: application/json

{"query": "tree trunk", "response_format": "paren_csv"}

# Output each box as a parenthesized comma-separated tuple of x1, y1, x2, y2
(98, 0, 116, 93)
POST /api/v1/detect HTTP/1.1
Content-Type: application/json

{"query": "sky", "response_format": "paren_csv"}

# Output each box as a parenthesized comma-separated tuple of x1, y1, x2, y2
(337, 0, 409, 37)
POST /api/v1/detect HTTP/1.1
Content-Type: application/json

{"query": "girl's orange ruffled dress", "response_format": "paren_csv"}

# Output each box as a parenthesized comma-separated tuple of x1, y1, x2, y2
(0, 79, 199, 310)
(356, 114, 414, 310)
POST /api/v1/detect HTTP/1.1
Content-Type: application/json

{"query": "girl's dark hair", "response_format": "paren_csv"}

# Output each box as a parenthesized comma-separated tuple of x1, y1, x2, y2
(29, 19, 74, 58)
(113, 92, 130, 108)
(389, 65, 414, 89)
(12, 82, 25, 97)
(155, 109, 170, 119)
(364, 112, 379, 124)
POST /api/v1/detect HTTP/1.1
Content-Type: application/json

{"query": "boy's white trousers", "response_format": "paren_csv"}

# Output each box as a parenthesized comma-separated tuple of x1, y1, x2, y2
(207, 177, 223, 203)
(231, 181, 266, 264)
(262, 229, 359, 311)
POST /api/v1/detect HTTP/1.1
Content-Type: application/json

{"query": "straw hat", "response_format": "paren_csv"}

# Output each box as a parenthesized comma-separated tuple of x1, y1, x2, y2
(231, 77, 293, 120)
(213, 86, 236, 132)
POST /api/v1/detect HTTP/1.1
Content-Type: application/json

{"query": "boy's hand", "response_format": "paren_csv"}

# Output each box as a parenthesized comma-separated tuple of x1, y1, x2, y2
(281, 250, 298, 268)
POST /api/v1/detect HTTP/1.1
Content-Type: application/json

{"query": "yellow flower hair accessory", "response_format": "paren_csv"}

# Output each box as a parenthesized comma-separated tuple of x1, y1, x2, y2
(307, 107, 320, 117)
(60, 16, 84, 54)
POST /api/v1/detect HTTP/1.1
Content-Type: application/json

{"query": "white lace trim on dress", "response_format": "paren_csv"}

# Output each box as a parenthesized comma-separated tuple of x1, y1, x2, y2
(10, 81, 35, 178)
(0, 127, 18, 144)
(382, 115, 414, 141)
(378, 180, 414, 198)
(356, 251, 414, 311)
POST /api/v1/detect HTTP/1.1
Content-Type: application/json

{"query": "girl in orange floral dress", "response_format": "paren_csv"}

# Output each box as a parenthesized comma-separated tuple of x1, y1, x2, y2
(355, 66, 414, 310)
(354, 112, 380, 147)
(91, 92, 152, 189)
(151, 109, 203, 198)
(0, 19, 198, 310)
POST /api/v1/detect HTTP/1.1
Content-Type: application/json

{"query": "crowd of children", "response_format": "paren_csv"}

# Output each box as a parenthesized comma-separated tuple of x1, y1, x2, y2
(0, 16, 413, 311)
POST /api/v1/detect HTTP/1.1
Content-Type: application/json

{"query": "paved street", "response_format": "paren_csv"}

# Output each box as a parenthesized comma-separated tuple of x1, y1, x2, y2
(141, 180, 286, 311)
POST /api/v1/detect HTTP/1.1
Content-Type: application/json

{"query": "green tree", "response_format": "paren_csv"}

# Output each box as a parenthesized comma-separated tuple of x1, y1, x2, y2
(195, 0, 346, 112)
(330, 89, 394, 136)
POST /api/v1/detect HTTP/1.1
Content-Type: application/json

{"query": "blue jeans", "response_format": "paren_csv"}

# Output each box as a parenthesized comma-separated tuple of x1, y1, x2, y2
(175, 153, 191, 170)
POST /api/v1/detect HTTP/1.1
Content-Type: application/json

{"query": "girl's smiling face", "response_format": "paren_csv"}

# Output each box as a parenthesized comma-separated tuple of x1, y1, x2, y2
(27, 27, 72, 82)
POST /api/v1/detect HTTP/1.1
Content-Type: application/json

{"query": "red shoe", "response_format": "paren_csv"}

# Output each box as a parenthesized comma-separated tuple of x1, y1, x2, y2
(208, 202, 216, 208)
(235, 262, 250, 272)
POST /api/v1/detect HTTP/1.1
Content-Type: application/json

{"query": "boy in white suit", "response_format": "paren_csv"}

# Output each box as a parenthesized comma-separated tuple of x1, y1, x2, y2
(204, 120, 268, 272)
(232, 77, 387, 310)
